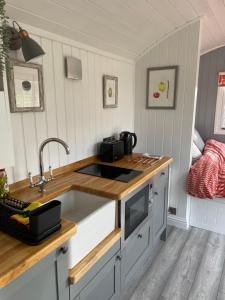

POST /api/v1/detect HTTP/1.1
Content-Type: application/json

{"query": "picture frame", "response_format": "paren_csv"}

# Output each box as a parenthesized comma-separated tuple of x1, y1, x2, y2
(146, 66, 178, 109)
(214, 71, 225, 135)
(103, 75, 118, 108)
(7, 60, 44, 113)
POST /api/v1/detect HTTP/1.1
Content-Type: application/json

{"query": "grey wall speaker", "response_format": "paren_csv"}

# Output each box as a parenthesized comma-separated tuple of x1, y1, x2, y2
(65, 56, 82, 80)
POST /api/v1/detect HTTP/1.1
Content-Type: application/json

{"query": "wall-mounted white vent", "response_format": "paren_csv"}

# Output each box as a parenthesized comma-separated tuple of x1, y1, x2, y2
(65, 57, 82, 80)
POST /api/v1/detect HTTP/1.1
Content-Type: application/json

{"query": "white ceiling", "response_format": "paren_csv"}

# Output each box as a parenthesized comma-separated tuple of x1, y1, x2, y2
(5, 0, 225, 59)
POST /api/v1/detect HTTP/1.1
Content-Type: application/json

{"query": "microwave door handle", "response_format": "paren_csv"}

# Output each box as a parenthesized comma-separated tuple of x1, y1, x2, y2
(125, 206, 132, 227)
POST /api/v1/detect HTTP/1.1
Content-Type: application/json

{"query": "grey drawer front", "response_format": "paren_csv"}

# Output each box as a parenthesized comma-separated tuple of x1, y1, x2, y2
(152, 167, 168, 191)
(79, 254, 120, 300)
(70, 239, 120, 299)
(123, 220, 150, 276)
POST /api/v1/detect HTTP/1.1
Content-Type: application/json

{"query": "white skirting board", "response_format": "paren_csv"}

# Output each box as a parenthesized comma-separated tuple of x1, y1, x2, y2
(189, 196, 225, 234)
(167, 214, 189, 230)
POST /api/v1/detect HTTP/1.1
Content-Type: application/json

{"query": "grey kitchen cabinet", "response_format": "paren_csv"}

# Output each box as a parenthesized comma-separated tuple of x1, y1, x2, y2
(121, 168, 169, 299)
(121, 218, 152, 300)
(79, 254, 121, 300)
(70, 239, 121, 300)
(152, 167, 169, 245)
(0, 244, 69, 300)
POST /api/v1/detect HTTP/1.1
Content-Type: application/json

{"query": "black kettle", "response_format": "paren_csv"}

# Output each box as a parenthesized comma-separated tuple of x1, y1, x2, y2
(120, 131, 137, 155)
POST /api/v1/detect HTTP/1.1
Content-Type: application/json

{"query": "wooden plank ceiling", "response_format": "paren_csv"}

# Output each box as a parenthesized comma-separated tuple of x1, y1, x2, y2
(5, 0, 225, 59)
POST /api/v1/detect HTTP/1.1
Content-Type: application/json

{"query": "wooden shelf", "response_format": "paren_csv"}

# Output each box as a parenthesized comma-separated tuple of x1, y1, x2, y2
(69, 228, 121, 284)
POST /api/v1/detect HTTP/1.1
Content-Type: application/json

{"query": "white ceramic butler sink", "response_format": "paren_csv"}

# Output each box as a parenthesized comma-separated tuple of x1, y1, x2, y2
(58, 190, 116, 269)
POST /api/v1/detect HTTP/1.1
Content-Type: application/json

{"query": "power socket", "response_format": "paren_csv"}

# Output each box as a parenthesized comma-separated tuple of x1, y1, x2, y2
(168, 207, 176, 215)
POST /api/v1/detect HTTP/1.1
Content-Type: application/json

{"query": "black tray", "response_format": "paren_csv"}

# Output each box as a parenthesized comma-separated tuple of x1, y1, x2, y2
(0, 199, 62, 245)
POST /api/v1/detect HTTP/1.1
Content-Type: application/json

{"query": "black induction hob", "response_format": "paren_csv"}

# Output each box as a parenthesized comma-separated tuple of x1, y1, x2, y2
(75, 163, 142, 183)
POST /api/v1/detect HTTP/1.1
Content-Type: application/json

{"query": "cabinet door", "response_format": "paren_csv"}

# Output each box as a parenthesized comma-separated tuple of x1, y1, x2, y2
(152, 168, 168, 192)
(121, 220, 151, 287)
(121, 219, 151, 300)
(122, 219, 151, 278)
(79, 253, 121, 300)
(152, 187, 168, 243)
(0, 245, 69, 300)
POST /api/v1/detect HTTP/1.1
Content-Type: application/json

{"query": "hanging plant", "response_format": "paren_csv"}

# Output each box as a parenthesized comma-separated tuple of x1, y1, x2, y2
(0, 0, 10, 73)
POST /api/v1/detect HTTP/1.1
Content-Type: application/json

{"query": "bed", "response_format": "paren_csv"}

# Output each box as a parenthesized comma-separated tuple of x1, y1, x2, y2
(188, 129, 225, 234)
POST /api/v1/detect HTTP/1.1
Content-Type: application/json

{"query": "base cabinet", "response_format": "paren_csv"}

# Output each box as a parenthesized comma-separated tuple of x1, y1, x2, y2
(70, 240, 121, 300)
(152, 167, 169, 246)
(152, 187, 168, 243)
(0, 244, 70, 300)
(121, 218, 152, 300)
(76, 255, 120, 300)
(121, 167, 169, 300)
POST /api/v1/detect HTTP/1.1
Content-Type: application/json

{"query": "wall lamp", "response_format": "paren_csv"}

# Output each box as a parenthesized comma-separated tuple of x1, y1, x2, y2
(8, 21, 45, 62)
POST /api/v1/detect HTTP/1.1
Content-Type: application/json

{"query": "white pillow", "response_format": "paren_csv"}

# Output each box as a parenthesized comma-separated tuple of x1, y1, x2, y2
(192, 142, 202, 161)
(193, 128, 205, 152)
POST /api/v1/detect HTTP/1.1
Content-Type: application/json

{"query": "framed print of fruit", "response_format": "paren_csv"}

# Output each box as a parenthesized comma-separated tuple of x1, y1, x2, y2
(103, 75, 118, 108)
(146, 66, 178, 109)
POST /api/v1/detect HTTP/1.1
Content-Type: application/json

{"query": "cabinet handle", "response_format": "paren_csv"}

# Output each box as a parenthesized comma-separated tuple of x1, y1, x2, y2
(60, 246, 68, 254)
(154, 192, 159, 196)
(161, 172, 165, 176)
(116, 255, 122, 261)
(148, 199, 153, 205)
(138, 234, 143, 239)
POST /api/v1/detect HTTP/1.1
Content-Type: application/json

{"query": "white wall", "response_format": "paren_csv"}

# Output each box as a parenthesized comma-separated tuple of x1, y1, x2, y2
(0, 85, 14, 168)
(134, 20, 201, 221)
(6, 24, 135, 183)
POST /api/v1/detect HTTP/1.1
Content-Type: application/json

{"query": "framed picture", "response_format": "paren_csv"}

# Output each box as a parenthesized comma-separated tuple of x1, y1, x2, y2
(214, 72, 225, 135)
(103, 75, 118, 108)
(7, 60, 44, 113)
(146, 66, 178, 109)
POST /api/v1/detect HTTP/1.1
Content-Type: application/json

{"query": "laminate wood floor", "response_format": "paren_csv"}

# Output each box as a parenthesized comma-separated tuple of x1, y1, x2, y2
(131, 227, 225, 300)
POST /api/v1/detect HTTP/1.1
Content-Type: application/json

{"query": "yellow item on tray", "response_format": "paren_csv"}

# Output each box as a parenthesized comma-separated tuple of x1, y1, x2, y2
(10, 202, 43, 226)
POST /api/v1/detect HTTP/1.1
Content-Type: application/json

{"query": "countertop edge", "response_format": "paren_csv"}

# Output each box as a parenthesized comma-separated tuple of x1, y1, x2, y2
(0, 219, 76, 289)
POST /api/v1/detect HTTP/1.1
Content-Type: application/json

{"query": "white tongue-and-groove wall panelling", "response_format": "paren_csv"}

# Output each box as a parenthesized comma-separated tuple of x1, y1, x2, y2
(134, 20, 201, 221)
(6, 24, 135, 183)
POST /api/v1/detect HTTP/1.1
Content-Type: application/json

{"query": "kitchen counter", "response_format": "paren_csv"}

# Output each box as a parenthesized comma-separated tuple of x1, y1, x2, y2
(0, 153, 172, 289)
(0, 219, 76, 288)
(10, 154, 172, 203)
(0, 154, 172, 288)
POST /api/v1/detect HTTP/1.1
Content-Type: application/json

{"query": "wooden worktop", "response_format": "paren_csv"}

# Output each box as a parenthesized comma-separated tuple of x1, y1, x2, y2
(10, 154, 172, 203)
(0, 219, 76, 289)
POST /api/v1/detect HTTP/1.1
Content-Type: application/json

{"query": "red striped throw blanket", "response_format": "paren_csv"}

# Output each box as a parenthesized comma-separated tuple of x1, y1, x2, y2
(187, 139, 225, 199)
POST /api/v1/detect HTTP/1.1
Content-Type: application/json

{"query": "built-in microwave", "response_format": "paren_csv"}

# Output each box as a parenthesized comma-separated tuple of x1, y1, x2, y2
(124, 185, 149, 240)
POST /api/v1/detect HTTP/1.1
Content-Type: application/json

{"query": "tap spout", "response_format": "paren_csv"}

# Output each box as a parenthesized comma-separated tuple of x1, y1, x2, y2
(39, 138, 70, 178)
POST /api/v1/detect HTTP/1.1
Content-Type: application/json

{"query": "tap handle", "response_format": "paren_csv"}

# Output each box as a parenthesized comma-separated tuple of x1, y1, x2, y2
(28, 172, 33, 185)
(49, 166, 54, 179)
